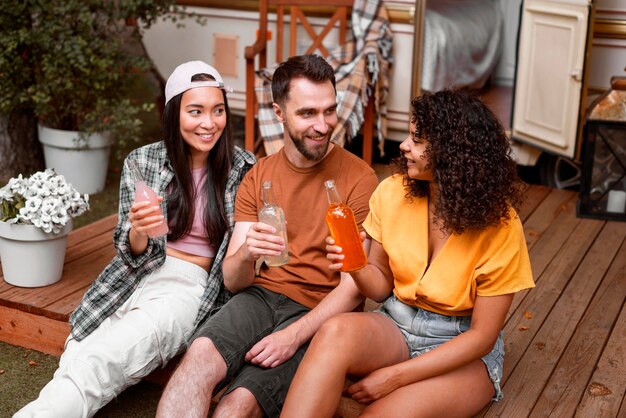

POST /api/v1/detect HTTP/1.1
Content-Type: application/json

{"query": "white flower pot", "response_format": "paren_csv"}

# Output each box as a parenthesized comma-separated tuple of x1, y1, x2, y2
(38, 124, 113, 195)
(0, 220, 72, 287)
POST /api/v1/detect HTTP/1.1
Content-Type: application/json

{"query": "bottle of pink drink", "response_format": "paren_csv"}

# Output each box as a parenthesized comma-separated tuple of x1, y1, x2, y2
(127, 159, 169, 238)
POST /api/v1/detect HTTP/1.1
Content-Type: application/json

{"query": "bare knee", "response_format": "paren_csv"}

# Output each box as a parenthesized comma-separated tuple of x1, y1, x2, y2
(214, 387, 263, 418)
(313, 313, 360, 347)
(157, 337, 226, 418)
(186, 336, 218, 359)
(176, 337, 226, 380)
(182, 337, 221, 366)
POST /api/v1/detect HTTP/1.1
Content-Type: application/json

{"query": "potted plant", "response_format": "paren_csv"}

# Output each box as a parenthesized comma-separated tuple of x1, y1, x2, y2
(0, 0, 178, 194)
(0, 169, 89, 287)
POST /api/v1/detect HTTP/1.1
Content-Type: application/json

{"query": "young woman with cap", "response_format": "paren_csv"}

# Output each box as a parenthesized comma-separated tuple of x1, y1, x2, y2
(14, 61, 256, 418)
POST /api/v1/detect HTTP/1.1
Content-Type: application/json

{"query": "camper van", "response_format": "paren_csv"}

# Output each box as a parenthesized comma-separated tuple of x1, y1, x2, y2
(142, 0, 626, 189)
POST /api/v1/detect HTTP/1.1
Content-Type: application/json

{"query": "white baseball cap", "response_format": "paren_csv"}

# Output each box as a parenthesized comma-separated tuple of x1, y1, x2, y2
(164, 61, 233, 105)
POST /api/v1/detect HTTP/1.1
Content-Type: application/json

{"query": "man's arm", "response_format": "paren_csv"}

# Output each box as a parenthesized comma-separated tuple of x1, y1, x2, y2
(244, 241, 370, 368)
(283, 269, 364, 342)
(222, 221, 288, 293)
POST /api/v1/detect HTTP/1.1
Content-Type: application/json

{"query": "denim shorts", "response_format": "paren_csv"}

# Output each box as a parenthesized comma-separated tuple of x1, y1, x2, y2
(377, 295, 504, 401)
(191, 286, 310, 418)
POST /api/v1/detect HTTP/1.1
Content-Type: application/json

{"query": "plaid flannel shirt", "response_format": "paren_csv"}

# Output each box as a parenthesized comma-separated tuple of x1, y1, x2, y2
(256, 0, 393, 156)
(69, 141, 255, 341)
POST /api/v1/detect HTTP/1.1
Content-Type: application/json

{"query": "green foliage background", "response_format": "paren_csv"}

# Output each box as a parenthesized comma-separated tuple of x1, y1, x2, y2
(0, 0, 178, 149)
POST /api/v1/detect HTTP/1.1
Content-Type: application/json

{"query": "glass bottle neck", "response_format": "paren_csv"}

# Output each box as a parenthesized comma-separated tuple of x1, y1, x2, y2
(127, 159, 144, 183)
(262, 181, 277, 206)
(324, 180, 341, 204)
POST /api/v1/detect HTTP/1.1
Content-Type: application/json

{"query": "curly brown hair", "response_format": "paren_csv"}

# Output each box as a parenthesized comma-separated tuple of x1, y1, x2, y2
(392, 89, 524, 234)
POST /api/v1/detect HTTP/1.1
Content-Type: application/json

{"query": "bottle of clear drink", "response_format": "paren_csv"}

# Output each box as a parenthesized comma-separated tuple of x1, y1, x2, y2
(127, 159, 169, 238)
(324, 179, 367, 272)
(258, 181, 290, 266)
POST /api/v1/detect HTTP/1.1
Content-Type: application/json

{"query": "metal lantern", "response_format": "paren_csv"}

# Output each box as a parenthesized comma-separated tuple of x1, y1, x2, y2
(577, 76, 626, 221)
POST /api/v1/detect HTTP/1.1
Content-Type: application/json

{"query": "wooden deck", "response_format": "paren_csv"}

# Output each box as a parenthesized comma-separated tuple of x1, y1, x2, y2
(0, 184, 624, 417)
(0, 213, 117, 356)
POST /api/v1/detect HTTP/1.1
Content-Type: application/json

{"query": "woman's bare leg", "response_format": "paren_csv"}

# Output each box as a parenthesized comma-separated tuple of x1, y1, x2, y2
(361, 359, 495, 418)
(281, 312, 408, 418)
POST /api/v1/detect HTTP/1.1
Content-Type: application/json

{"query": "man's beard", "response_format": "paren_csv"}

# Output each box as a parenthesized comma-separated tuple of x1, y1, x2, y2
(285, 124, 331, 162)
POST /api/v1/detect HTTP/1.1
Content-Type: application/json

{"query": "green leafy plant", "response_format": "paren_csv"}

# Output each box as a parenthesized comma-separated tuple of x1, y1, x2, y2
(0, 0, 185, 149)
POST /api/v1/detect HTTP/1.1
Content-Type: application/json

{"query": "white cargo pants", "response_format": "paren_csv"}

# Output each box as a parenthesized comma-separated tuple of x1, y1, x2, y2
(13, 256, 208, 418)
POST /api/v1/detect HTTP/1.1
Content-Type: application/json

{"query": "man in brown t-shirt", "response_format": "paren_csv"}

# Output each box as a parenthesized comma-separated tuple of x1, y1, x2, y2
(157, 54, 378, 418)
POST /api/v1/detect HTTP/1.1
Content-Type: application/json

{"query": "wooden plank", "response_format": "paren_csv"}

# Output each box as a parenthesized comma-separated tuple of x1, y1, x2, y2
(529, 224, 626, 417)
(14, 247, 112, 319)
(63, 229, 114, 264)
(45, 287, 94, 321)
(522, 188, 576, 251)
(66, 213, 117, 247)
(500, 216, 604, 382)
(0, 214, 115, 288)
(518, 184, 551, 222)
(0, 238, 113, 305)
(0, 246, 110, 310)
(482, 218, 612, 417)
(0, 246, 115, 320)
(574, 274, 626, 418)
(0, 305, 69, 356)
(507, 193, 588, 320)
(524, 193, 580, 281)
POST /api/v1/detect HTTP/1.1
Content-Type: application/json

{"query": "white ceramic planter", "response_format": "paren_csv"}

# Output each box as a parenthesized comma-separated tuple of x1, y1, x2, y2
(0, 220, 72, 287)
(38, 124, 113, 195)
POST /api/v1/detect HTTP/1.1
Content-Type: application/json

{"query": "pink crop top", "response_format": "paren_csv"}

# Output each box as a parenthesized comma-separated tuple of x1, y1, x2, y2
(167, 167, 217, 258)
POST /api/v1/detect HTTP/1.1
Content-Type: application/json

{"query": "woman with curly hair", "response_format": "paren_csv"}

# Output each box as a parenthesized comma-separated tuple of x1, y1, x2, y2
(281, 89, 535, 417)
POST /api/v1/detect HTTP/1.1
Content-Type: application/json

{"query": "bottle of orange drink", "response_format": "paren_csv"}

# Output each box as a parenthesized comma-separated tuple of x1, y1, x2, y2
(324, 179, 367, 272)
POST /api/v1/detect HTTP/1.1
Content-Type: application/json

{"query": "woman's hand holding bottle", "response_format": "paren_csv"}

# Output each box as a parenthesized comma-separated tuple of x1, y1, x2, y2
(325, 231, 367, 272)
(326, 232, 394, 302)
(128, 196, 165, 256)
(126, 159, 169, 240)
(128, 197, 166, 238)
(324, 180, 367, 272)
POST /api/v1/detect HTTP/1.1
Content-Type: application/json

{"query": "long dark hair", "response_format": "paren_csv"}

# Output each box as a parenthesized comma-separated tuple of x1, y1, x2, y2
(163, 73, 234, 246)
(392, 89, 524, 234)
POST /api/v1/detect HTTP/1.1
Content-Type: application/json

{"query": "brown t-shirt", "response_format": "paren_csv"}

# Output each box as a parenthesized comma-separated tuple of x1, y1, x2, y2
(234, 146, 379, 308)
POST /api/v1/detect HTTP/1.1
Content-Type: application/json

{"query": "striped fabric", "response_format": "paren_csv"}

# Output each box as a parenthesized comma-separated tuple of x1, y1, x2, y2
(256, 0, 393, 156)
(69, 141, 255, 341)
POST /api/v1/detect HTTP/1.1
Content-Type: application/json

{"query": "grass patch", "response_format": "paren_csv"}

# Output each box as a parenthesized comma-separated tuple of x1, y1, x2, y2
(0, 341, 163, 417)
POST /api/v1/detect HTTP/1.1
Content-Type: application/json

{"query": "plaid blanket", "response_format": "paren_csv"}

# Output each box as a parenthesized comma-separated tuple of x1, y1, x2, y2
(256, 0, 393, 156)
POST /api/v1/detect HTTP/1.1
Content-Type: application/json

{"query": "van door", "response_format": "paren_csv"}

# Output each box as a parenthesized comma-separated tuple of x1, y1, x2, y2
(512, 0, 594, 160)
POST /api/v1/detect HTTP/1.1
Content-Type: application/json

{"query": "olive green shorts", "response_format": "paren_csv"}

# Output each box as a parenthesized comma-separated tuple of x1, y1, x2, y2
(192, 285, 310, 418)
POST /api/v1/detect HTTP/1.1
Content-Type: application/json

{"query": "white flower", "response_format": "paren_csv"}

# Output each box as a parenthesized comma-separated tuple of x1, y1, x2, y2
(31, 217, 42, 228)
(41, 221, 54, 234)
(0, 185, 15, 201)
(51, 206, 68, 225)
(1, 176, 27, 199)
(0, 169, 89, 234)
(24, 196, 42, 213)
(55, 183, 69, 197)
